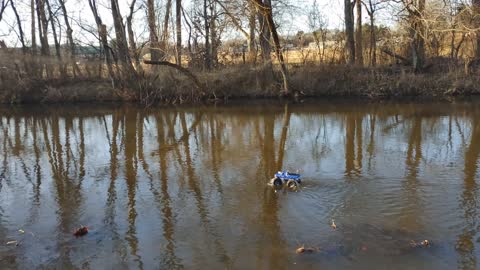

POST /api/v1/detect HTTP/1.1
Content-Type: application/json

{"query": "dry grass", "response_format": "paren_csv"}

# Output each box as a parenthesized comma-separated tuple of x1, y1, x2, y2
(1, 50, 479, 104)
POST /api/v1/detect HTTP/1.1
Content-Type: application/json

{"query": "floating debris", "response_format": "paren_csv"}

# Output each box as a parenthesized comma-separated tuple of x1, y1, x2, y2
(410, 239, 430, 248)
(6, 241, 18, 246)
(18, 229, 25, 234)
(331, 219, 337, 230)
(73, 226, 89, 237)
(295, 245, 319, 254)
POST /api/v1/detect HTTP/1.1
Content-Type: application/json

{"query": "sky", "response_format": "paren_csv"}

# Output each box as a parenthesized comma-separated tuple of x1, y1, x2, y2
(0, 0, 391, 47)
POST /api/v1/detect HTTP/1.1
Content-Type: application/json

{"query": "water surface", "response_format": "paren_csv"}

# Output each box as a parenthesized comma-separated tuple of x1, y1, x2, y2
(0, 100, 479, 269)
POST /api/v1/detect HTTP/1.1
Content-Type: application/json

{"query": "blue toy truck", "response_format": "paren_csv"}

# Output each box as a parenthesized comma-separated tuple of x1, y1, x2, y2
(270, 171, 301, 189)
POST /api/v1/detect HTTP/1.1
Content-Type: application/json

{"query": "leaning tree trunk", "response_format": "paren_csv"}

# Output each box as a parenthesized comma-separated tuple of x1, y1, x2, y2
(161, 0, 172, 60)
(355, 0, 363, 65)
(88, 0, 115, 80)
(46, 0, 65, 76)
(58, 0, 82, 77)
(10, 0, 26, 54)
(176, 0, 182, 65)
(255, 0, 290, 95)
(344, 0, 355, 64)
(0, 0, 7, 23)
(110, 0, 136, 78)
(127, 0, 142, 71)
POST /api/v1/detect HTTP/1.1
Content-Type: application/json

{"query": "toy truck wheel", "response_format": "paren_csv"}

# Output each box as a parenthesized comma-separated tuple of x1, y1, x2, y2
(272, 178, 283, 187)
(286, 180, 299, 190)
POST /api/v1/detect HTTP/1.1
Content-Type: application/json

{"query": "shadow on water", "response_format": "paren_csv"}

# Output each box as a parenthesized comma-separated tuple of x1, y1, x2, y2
(456, 113, 480, 270)
(0, 100, 480, 269)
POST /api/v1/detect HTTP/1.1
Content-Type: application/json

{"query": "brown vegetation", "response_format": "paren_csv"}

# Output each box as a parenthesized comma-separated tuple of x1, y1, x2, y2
(1, 0, 480, 104)
(1, 50, 479, 105)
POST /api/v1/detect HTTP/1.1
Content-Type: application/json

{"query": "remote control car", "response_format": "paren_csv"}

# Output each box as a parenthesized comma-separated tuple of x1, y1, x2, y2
(269, 171, 301, 189)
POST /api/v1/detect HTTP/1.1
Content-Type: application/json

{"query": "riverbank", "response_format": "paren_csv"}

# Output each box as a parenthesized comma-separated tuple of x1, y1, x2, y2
(1, 64, 479, 104)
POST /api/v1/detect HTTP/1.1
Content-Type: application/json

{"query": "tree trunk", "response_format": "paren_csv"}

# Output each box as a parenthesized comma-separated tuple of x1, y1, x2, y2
(31, 0, 37, 54)
(45, 0, 63, 75)
(162, 0, 172, 59)
(35, 0, 43, 52)
(175, 0, 182, 66)
(450, 30, 455, 59)
(355, 0, 363, 65)
(37, 0, 51, 77)
(37, 0, 50, 56)
(176, 0, 182, 65)
(258, 0, 271, 64)
(204, 0, 211, 69)
(0, 0, 7, 23)
(344, 0, 355, 64)
(369, 12, 376, 66)
(410, 0, 425, 72)
(147, 0, 161, 62)
(455, 33, 466, 59)
(210, 1, 218, 66)
(110, 0, 136, 77)
(474, 0, 480, 58)
(255, 0, 290, 95)
(58, 0, 82, 76)
(88, 0, 114, 80)
(248, 1, 256, 63)
(127, 0, 141, 71)
(10, 0, 27, 54)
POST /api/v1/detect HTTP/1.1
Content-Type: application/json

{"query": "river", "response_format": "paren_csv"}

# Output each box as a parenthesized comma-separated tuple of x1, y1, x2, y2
(0, 100, 479, 269)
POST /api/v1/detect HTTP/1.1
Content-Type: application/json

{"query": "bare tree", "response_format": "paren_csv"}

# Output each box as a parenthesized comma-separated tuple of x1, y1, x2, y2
(45, 0, 62, 64)
(355, 0, 363, 65)
(248, 1, 256, 63)
(474, 0, 480, 57)
(176, 0, 182, 65)
(88, 0, 114, 79)
(254, 0, 290, 95)
(363, 0, 386, 66)
(58, 0, 82, 76)
(407, 0, 426, 71)
(162, 0, 173, 59)
(308, 0, 328, 62)
(147, 0, 160, 61)
(204, 0, 211, 69)
(127, 0, 141, 69)
(10, 0, 26, 54)
(345, 0, 355, 64)
(37, 0, 50, 56)
(0, 0, 9, 25)
(110, 0, 136, 77)
(31, 0, 36, 54)
(258, 0, 271, 64)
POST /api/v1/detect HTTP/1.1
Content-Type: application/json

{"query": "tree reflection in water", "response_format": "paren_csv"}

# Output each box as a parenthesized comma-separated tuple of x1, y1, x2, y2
(0, 101, 479, 269)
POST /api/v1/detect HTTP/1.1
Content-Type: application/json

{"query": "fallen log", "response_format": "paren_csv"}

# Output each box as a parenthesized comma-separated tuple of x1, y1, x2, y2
(143, 60, 205, 93)
(381, 49, 411, 66)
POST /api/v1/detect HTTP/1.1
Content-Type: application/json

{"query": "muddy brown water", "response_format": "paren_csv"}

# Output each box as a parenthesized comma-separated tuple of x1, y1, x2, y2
(0, 100, 479, 269)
